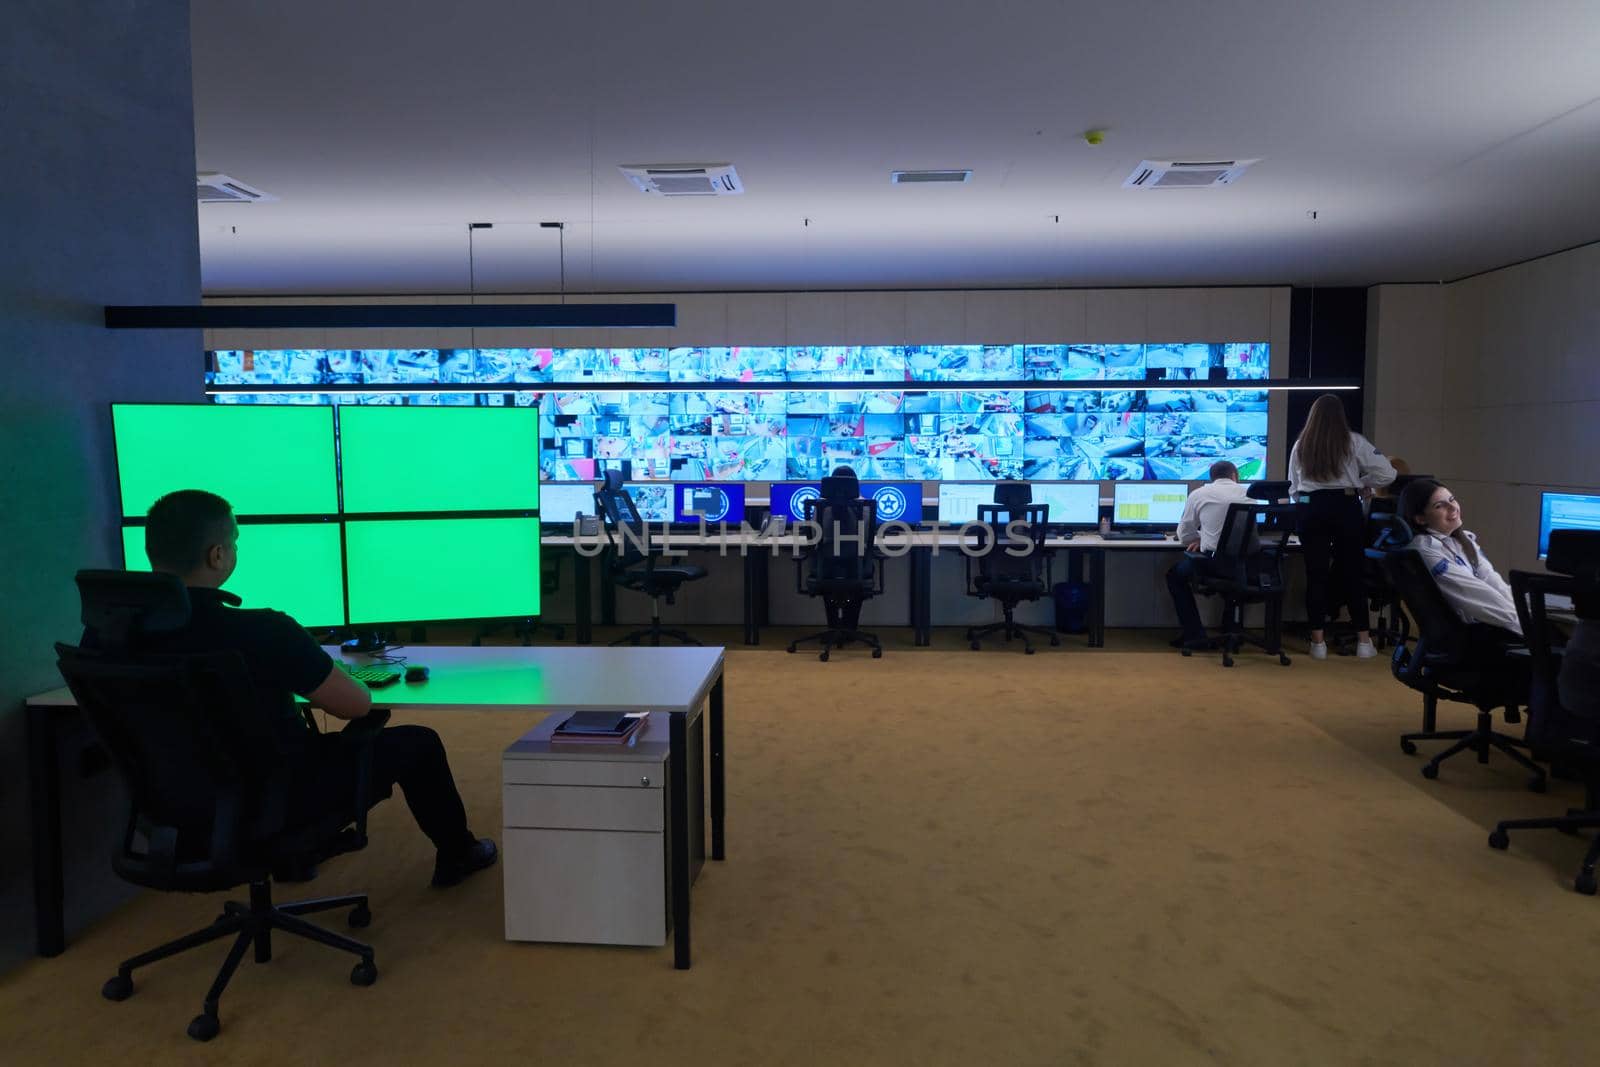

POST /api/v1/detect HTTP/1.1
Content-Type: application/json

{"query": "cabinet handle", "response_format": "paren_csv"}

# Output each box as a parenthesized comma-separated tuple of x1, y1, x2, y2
(640, 776, 651, 787)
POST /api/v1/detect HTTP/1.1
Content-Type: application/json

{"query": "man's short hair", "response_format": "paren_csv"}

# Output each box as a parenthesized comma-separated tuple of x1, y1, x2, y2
(145, 490, 235, 572)
(1209, 460, 1240, 482)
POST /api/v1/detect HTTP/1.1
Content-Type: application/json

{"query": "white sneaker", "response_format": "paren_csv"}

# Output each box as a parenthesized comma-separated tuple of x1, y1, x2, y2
(1356, 641, 1377, 659)
(1309, 641, 1328, 660)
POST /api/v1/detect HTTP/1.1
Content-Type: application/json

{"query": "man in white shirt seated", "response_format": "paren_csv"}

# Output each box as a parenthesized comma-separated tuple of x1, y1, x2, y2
(1165, 460, 1255, 650)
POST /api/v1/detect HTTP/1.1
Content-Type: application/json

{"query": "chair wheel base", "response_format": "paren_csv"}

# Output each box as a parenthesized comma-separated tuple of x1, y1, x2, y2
(871, 648, 882, 658)
(1278, 654, 1291, 666)
(786, 644, 797, 654)
(102, 974, 133, 1002)
(1487, 829, 1510, 850)
(351, 960, 378, 986)
(1421, 763, 1440, 780)
(1400, 739, 1418, 756)
(1577, 871, 1598, 896)
(818, 651, 829, 662)
(188, 1013, 220, 1042)
(347, 905, 372, 928)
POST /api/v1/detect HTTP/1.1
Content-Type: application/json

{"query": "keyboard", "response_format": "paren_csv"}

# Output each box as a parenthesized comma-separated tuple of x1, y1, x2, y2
(346, 664, 404, 689)
(1101, 531, 1170, 541)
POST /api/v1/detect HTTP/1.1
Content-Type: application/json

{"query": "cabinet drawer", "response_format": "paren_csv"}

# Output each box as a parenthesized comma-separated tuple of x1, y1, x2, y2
(502, 757, 663, 789)
(502, 827, 666, 946)
(503, 783, 663, 832)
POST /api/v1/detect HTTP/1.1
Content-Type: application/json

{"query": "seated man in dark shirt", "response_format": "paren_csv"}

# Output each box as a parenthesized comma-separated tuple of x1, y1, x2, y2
(128, 489, 496, 887)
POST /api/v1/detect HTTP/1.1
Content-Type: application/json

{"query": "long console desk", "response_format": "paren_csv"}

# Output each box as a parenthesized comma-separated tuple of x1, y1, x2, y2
(543, 530, 1206, 648)
(28, 646, 726, 970)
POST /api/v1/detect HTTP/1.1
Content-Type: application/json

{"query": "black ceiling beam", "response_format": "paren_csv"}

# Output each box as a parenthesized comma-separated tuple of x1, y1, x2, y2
(104, 303, 677, 330)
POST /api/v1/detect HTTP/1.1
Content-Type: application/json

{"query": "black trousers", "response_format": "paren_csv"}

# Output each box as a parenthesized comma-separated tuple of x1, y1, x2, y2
(290, 724, 475, 858)
(1166, 553, 1229, 639)
(1299, 491, 1369, 632)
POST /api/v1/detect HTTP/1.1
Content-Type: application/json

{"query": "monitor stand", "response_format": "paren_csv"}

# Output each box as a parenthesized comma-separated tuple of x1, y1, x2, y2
(341, 630, 390, 655)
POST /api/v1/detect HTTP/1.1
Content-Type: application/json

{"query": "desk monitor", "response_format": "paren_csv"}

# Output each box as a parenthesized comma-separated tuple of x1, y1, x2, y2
(112, 404, 337, 518)
(936, 482, 993, 525)
(768, 482, 822, 522)
(1029, 483, 1101, 527)
(1113, 481, 1189, 526)
(1539, 492, 1600, 560)
(673, 483, 746, 525)
(339, 405, 539, 513)
(540, 483, 596, 525)
(344, 517, 541, 625)
(120, 521, 346, 629)
(622, 482, 672, 524)
(860, 482, 922, 525)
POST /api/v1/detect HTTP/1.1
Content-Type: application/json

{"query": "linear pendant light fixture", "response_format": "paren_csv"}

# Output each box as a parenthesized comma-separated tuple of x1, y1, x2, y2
(105, 302, 676, 330)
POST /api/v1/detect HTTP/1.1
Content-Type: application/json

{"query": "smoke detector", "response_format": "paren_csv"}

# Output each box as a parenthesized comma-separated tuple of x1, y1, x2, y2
(196, 173, 277, 203)
(1122, 159, 1259, 189)
(618, 163, 744, 196)
(891, 169, 972, 184)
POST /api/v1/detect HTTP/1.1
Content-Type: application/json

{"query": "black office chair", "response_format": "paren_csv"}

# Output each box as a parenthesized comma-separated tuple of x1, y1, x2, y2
(53, 570, 389, 1042)
(1246, 480, 1291, 503)
(788, 472, 884, 661)
(1186, 501, 1294, 667)
(1488, 538, 1600, 894)
(1382, 550, 1546, 790)
(1361, 505, 1412, 650)
(594, 470, 707, 646)
(964, 502, 1059, 654)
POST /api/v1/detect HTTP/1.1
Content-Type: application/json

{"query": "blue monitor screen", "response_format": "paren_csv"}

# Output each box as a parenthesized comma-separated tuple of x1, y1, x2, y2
(673, 483, 746, 524)
(1029, 483, 1102, 526)
(1539, 492, 1600, 559)
(1113, 482, 1190, 526)
(768, 483, 823, 522)
(540, 483, 596, 524)
(861, 482, 922, 525)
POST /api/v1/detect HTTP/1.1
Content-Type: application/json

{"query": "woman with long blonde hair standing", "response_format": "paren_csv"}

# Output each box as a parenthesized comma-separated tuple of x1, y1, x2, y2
(1289, 394, 1396, 658)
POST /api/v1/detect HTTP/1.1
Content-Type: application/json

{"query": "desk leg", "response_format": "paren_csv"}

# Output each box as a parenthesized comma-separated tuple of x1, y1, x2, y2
(28, 704, 66, 957)
(710, 672, 725, 861)
(911, 546, 932, 646)
(600, 553, 616, 628)
(1090, 548, 1107, 648)
(575, 551, 593, 645)
(742, 553, 759, 646)
(669, 711, 691, 970)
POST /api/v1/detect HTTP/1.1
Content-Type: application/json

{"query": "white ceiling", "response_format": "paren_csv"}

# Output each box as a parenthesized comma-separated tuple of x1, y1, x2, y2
(191, 0, 1600, 295)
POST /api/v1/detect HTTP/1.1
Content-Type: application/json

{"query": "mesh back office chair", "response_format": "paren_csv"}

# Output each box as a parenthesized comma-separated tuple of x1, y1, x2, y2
(788, 472, 884, 661)
(1360, 505, 1413, 650)
(1382, 551, 1547, 790)
(1488, 536, 1600, 895)
(594, 470, 708, 646)
(964, 502, 1059, 654)
(1186, 501, 1295, 668)
(54, 571, 389, 1042)
(1246, 480, 1291, 503)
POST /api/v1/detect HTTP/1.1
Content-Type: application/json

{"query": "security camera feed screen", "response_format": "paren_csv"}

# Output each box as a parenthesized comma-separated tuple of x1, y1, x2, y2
(540, 483, 597, 524)
(339, 405, 539, 513)
(208, 343, 1270, 481)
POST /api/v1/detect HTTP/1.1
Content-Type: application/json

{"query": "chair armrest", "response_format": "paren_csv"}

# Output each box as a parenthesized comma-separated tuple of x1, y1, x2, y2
(338, 708, 390, 838)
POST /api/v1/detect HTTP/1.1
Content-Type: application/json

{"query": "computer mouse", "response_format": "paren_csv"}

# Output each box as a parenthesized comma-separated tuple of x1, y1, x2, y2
(404, 665, 430, 683)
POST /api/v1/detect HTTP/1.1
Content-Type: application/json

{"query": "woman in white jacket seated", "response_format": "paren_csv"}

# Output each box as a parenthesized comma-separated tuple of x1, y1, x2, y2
(1396, 478, 1523, 642)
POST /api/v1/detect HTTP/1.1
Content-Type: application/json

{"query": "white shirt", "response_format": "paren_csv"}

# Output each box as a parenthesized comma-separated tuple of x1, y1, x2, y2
(1287, 433, 1396, 495)
(1412, 529, 1521, 635)
(1175, 478, 1254, 553)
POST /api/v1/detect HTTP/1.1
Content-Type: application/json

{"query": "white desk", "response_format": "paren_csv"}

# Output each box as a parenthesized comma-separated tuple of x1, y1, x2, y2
(27, 645, 726, 969)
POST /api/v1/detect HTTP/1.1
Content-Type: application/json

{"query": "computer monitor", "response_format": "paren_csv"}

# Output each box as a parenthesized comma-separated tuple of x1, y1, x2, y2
(1028, 483, 1101, 527)
(112, 403, 337, 517)
(622, 482, 672, 524)
(1539, 492, 1600, 560)
(936, 482, 993, 525)
(344, 517, 541, 625)
(1112, 481, 1189, 526)
(540, 483, 596, 526)
(119, 521, 346, 629)
(768, 483, 823, 522)
(860, 482, 923, 525)
(673, 483, 746, 525)
(339, 405, 539, 513)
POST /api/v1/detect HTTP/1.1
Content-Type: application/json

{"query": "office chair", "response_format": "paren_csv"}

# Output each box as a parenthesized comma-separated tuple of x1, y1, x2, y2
(594, 470, 707, 646)
(1360, 506, 1412, 650)
(788, 472, 884, 660)
(1246, 480, 1291, 503)
(54, 570, 389, 1042)
(1381, 551, 1546, 790)
(1185, 501, 1294, 667)
(1487, 543, 1600, 895)
(964, 502, 1059, 654)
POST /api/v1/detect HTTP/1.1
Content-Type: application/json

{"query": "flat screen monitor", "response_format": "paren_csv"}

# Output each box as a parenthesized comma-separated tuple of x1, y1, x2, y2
(936, 482, 995, 525)
(1113, 481, 1189, 526)
(113, 404, 337, 517)
(768, 483, 824, 522)
(120, 521, 346, 628)
(344, 517, 541, 625)
(339, 405, 539, 513)
(622, 482, 672, 524)
(1028, 483, 1102, 527)
(673, 483, 746, 525)
(860, 482, 923, 525)
(540, 483, 596, 525)
(1539, 492, 1600, 560)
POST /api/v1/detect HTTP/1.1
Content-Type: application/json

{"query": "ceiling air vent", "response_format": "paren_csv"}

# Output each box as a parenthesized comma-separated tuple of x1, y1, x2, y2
(1122, 159, 1259, 189)
(618, 163, 743, 196)
(196, 172, 277, 203)
(891, 169, 972, 184)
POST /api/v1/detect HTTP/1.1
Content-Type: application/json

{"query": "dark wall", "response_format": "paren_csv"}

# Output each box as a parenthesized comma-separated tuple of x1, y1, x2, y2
(1285, 287, 1368, 467)
(0, 0, 201, 972)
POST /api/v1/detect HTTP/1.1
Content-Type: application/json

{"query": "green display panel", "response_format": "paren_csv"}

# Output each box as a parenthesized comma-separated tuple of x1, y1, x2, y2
(113, 404, 338, 518)
(120, 522, 346, 628)
(344, 517, 541, 624)
(338, 406, 540, 513)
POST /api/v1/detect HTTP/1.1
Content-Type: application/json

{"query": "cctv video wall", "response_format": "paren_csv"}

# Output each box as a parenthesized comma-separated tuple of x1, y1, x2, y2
(208, 342, 1271, 481)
